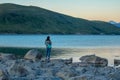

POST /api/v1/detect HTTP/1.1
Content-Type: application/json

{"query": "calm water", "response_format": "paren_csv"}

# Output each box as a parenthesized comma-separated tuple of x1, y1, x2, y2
(0, 35, 120, 48)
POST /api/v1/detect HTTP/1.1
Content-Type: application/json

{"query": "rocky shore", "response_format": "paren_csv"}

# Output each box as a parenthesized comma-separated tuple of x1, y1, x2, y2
(0, 49, 120, 80)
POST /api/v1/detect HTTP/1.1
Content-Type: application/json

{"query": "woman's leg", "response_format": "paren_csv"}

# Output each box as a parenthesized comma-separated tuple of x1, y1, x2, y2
(46, 48, 49, 59)
(48, 48, 51, 60)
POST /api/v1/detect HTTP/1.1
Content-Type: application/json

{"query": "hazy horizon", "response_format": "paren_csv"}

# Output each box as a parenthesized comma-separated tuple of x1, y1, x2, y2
(0, 0, 120, 22)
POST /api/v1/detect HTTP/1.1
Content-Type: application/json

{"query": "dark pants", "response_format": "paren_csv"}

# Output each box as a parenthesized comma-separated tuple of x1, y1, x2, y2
(46, 48, 51, 60)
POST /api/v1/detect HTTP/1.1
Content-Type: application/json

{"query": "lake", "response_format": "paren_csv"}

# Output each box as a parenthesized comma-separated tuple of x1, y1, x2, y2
(0, 35, 120, 48)
(0, 35, 120, 66)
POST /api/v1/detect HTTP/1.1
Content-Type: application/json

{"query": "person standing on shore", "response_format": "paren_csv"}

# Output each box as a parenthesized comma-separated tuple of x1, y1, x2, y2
(45, 36, 52, 62)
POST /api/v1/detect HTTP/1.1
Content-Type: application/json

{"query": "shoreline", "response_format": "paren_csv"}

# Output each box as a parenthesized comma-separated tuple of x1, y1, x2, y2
(1, 45, 120, 48)
(0, 46, 120, 66)
(52, 47, 120, 66)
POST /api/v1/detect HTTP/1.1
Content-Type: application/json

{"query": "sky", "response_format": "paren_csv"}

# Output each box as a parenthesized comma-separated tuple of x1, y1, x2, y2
(0, 0, 120, 22)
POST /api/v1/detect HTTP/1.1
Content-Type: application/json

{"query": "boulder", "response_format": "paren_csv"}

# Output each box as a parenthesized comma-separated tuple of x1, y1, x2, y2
(70, 75, 107, 80)
(56, 67, 77, 80)
(9, 77, 28, 80)
(75, 67, 87, 74)
(114, 59, 120, 66)
(40, 68, 54, 77)
(43, 59, 69, 68)
(26, 73, 36, 80)
(64, 58, 73, 64)
(8, 60, 28, 77)
(0, 69, 4, 77)
(69, 75, 93, 80)
(56, 71, 71, 80)
(80, 55, 108, 67)
(0, 69, 9, 80)
(70, 76, 88, 80)
(107, 71, 120, 80)
(97, 66, 115, 76)
(71, 62, 90, 67)
(36, 76, 62, 80)
(0, 53, 16, 60)
(24, 49, 42, 60)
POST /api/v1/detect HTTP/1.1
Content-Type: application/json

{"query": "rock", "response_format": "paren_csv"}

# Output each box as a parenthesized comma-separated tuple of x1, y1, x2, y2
(24, 49, 42, 60)
(72, 62, 90, 67)
(70, 74, 107, 80)
(71, 62, 90, 67)
(70, 76, 88, 80)
(0, 69, 9, 80)
(40, 68, 54, 77)
(56, 66, 77, 80)
(0, 76, 8, 80)
(26, 73, 36, 80)
(70, 75, 94, 80)
(80, 55, 108, 67)
(43, 59, 66, 68)
(75, 67, 87, 74)
(36, 76, 62, 80)
(56, 71, 70, 80)
(107, 71, 120, 80)
(0, 53, 16, 60)
(64, 58, 73, 64)
(116, 67, 120, 71)
(0, 69, 4, 77)
(0, 53, 117, 80)
(9, 77, 28, 80)
(114, 59, 120, 66)
(8, 60, 28, 77)
(97, 66, 115, 76)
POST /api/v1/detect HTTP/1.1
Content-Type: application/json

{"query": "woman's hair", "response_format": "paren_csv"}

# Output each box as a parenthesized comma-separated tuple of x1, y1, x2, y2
(46, 36, 50, 41)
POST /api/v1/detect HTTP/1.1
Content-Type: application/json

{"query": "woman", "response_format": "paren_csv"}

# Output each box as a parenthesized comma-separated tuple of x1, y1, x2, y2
(45, 36, 52, 62)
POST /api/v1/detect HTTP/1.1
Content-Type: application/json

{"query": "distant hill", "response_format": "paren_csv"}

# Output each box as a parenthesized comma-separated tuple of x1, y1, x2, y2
(0, 3, 120, 34)
(109, 21, 120, 28)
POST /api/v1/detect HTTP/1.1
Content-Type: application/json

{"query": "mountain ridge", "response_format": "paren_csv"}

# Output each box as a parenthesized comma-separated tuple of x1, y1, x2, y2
(0, 3, 120, 34)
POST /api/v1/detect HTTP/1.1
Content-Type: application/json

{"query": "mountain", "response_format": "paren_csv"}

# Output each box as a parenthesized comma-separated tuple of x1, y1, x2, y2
(109, 21, 120, 28)
(0, 3, 120, 34)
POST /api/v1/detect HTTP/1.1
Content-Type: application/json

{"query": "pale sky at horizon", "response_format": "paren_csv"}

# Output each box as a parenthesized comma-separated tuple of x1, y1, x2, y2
(0, 0, 120, 22)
